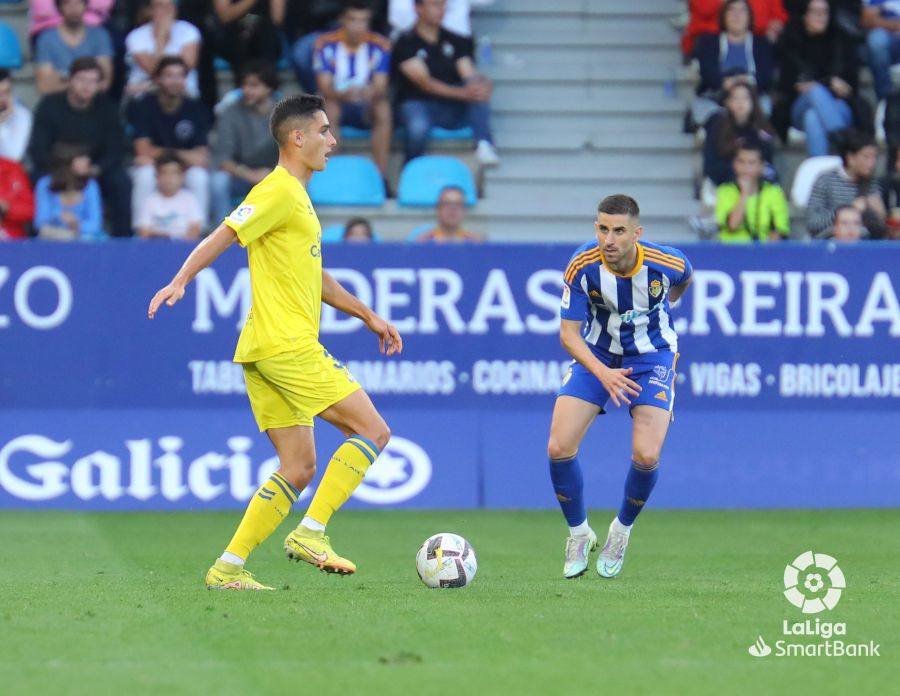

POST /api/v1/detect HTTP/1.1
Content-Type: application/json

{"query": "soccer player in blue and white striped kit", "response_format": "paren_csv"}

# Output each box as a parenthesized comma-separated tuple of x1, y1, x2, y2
(548, 194, 693, 579)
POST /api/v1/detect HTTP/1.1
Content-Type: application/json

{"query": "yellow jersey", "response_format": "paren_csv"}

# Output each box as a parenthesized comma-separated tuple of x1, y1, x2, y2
(224, 165, 323, 363)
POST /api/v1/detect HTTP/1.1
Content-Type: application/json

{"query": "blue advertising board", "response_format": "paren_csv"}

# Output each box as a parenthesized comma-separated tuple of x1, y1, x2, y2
(1, 241, 898, 510)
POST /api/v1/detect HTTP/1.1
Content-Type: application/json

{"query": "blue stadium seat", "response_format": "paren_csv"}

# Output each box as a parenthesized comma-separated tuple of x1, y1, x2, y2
(307, 155, 385, 206)
(430, 126, 473, 140)
(340, 125, 371, 141)
(341, 126, 473, 142)
(322, 224, 346, 243)
(397, 156, 477, 208)
(0, 23, 23, 69)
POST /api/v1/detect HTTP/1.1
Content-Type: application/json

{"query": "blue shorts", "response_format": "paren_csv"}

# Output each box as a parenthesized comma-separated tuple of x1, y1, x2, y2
(558, 351, 678, 415)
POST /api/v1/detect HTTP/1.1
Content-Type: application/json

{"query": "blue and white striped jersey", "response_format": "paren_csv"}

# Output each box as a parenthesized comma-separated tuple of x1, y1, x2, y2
(560, 240, 692, 356)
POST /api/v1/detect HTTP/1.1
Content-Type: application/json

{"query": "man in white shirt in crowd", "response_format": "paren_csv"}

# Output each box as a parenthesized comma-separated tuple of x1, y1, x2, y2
(0, 70, 33, 162)
(125, 0, 202, 97)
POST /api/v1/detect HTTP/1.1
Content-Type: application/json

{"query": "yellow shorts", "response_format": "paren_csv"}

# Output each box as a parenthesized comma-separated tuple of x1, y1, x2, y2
(242, 345, 361, 431)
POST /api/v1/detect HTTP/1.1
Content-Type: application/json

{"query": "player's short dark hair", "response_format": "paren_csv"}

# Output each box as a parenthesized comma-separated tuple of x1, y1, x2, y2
(241, 60, 279, 91)
(155, 150, 184, 171)
(598, 194, 640, 218)
(154, 56, 188, 79)
(838, 129, 876, 164)
(270, 94, 325, 145)
(68, 56, 102, 78)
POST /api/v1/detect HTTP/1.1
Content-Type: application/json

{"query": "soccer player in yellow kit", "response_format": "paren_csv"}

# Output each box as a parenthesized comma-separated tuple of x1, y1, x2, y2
(148, 94, 403, 590)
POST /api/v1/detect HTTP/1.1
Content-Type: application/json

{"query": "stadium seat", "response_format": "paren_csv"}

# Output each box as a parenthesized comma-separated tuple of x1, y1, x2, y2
(791, 156, 841, 209)
(340, 125, 371, 141)
(397, 156, 477, 208)
(307, 155, 385, 206)
(0, 22, 23, 69)
(430, 126, 473, 140)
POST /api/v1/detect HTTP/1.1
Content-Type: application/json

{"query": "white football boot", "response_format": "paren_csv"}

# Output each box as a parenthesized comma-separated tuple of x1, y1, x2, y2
(563, 528, 597, 579)
(597, 518, 631, 578)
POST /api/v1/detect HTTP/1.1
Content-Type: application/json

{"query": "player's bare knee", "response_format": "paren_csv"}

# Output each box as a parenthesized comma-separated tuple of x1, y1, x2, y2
(279, 458, 316, 489)
(632, 450, 660, 470)
(357, 421, 390, 452)
(547, 438, 576, 461)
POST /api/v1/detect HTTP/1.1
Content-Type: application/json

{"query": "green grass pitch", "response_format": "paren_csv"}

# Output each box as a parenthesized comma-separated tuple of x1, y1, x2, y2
(2, 509, 897, 695)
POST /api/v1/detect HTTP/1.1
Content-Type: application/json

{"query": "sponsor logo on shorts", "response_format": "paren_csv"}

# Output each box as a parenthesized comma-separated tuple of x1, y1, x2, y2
(654, 390, 668, 402)
(653, 365, 668, 380)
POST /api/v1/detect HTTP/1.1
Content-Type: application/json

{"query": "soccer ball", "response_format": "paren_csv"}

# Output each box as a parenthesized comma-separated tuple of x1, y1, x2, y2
(415, 533, 477, 588)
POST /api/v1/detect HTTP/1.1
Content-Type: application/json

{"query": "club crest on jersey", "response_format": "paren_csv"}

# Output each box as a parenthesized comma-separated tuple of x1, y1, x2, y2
(649, 279, 663, 298)
(229, 205, 254, 224)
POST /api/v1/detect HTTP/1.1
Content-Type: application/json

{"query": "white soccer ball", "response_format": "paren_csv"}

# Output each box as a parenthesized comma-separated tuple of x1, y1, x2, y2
(415, 532, 477, 589)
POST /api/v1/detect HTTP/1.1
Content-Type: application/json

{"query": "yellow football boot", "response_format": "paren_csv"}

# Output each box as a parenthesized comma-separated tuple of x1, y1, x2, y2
(284, 527, 356, 575)
(205, 559, 275, 590)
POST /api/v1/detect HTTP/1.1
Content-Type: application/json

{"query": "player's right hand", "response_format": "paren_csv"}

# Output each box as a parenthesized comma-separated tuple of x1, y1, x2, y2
(597, 367, 642, 408)
(147, 283, 185, 319)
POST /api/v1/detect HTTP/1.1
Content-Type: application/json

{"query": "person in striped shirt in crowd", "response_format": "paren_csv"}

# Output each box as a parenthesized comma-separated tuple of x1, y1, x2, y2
(547, 194, 693, 581)
(314, 1, 392, 179)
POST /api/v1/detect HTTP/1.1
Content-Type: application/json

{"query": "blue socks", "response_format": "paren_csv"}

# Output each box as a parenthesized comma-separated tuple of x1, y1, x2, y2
(549, 455, 586, 527)
(617, 461, 659, 526)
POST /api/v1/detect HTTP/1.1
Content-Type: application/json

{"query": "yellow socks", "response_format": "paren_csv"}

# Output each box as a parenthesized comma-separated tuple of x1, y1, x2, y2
(305, 435, 380, 527)
(225, 472, 300, 560)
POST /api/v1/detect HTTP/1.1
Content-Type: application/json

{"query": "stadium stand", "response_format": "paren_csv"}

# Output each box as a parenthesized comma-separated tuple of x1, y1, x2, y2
(307, 154, 387, 207)
(397, 155, 476, 207)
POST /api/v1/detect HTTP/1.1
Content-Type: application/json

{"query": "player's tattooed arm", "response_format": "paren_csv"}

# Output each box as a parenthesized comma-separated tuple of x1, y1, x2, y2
(321, 270, 403, 356)
(147, 224, 237, 318)
(559, 319, 641, 408)
(668, 276, 693, 303)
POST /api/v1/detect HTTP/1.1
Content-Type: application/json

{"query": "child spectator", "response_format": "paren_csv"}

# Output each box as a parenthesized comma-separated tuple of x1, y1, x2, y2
(0, 157, 35, 240)
(343, 217, 374, 242)
(830, 204, 865, 241)
(34, 145, 104, 240)
(135, 152, 202, 239)
(703, 81, 777, 185)
(715, 143, 790, 241)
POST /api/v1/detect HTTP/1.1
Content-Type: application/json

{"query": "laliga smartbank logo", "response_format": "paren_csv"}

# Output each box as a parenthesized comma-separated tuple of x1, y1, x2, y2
(748, 551, 880, 658)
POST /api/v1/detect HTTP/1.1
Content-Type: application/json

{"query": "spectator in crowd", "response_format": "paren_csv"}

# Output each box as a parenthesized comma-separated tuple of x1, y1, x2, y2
(34, 144, 104, 240)
(28, 57, 131, 235)
(35, 0, 114, 95)
(389, 0, 493, 37)
(715, 143, 790, 242)
(211, 0, 285, 78)
(691, 0, 776, 126)
(343, 216, 375, 242)
(29, 0, 114, 41)
(807, 130, 885, 237)
(773, 0, 865, 156)
(879, 145, 900, 236)
(416, 185, 483, 242)
(830, 204, 865, 241)
(288, 2, 345, 94)
(315, 1, 392, 179)
(135, 151, 203, 239)
(862, 1, 900, 103)
(129, 56, 210, 226)
(703, 81, 777, 185)
(0, 157, 35, 240)
(682, 0, 788, 56)
(210, 60, 278, 222)
(125, 0, 202, 97)
(0, 69, 33, 162)
(394, 0, 499, 164)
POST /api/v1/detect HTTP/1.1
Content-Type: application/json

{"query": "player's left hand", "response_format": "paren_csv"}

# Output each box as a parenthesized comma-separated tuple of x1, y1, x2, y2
(366, 315, 403, 356)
